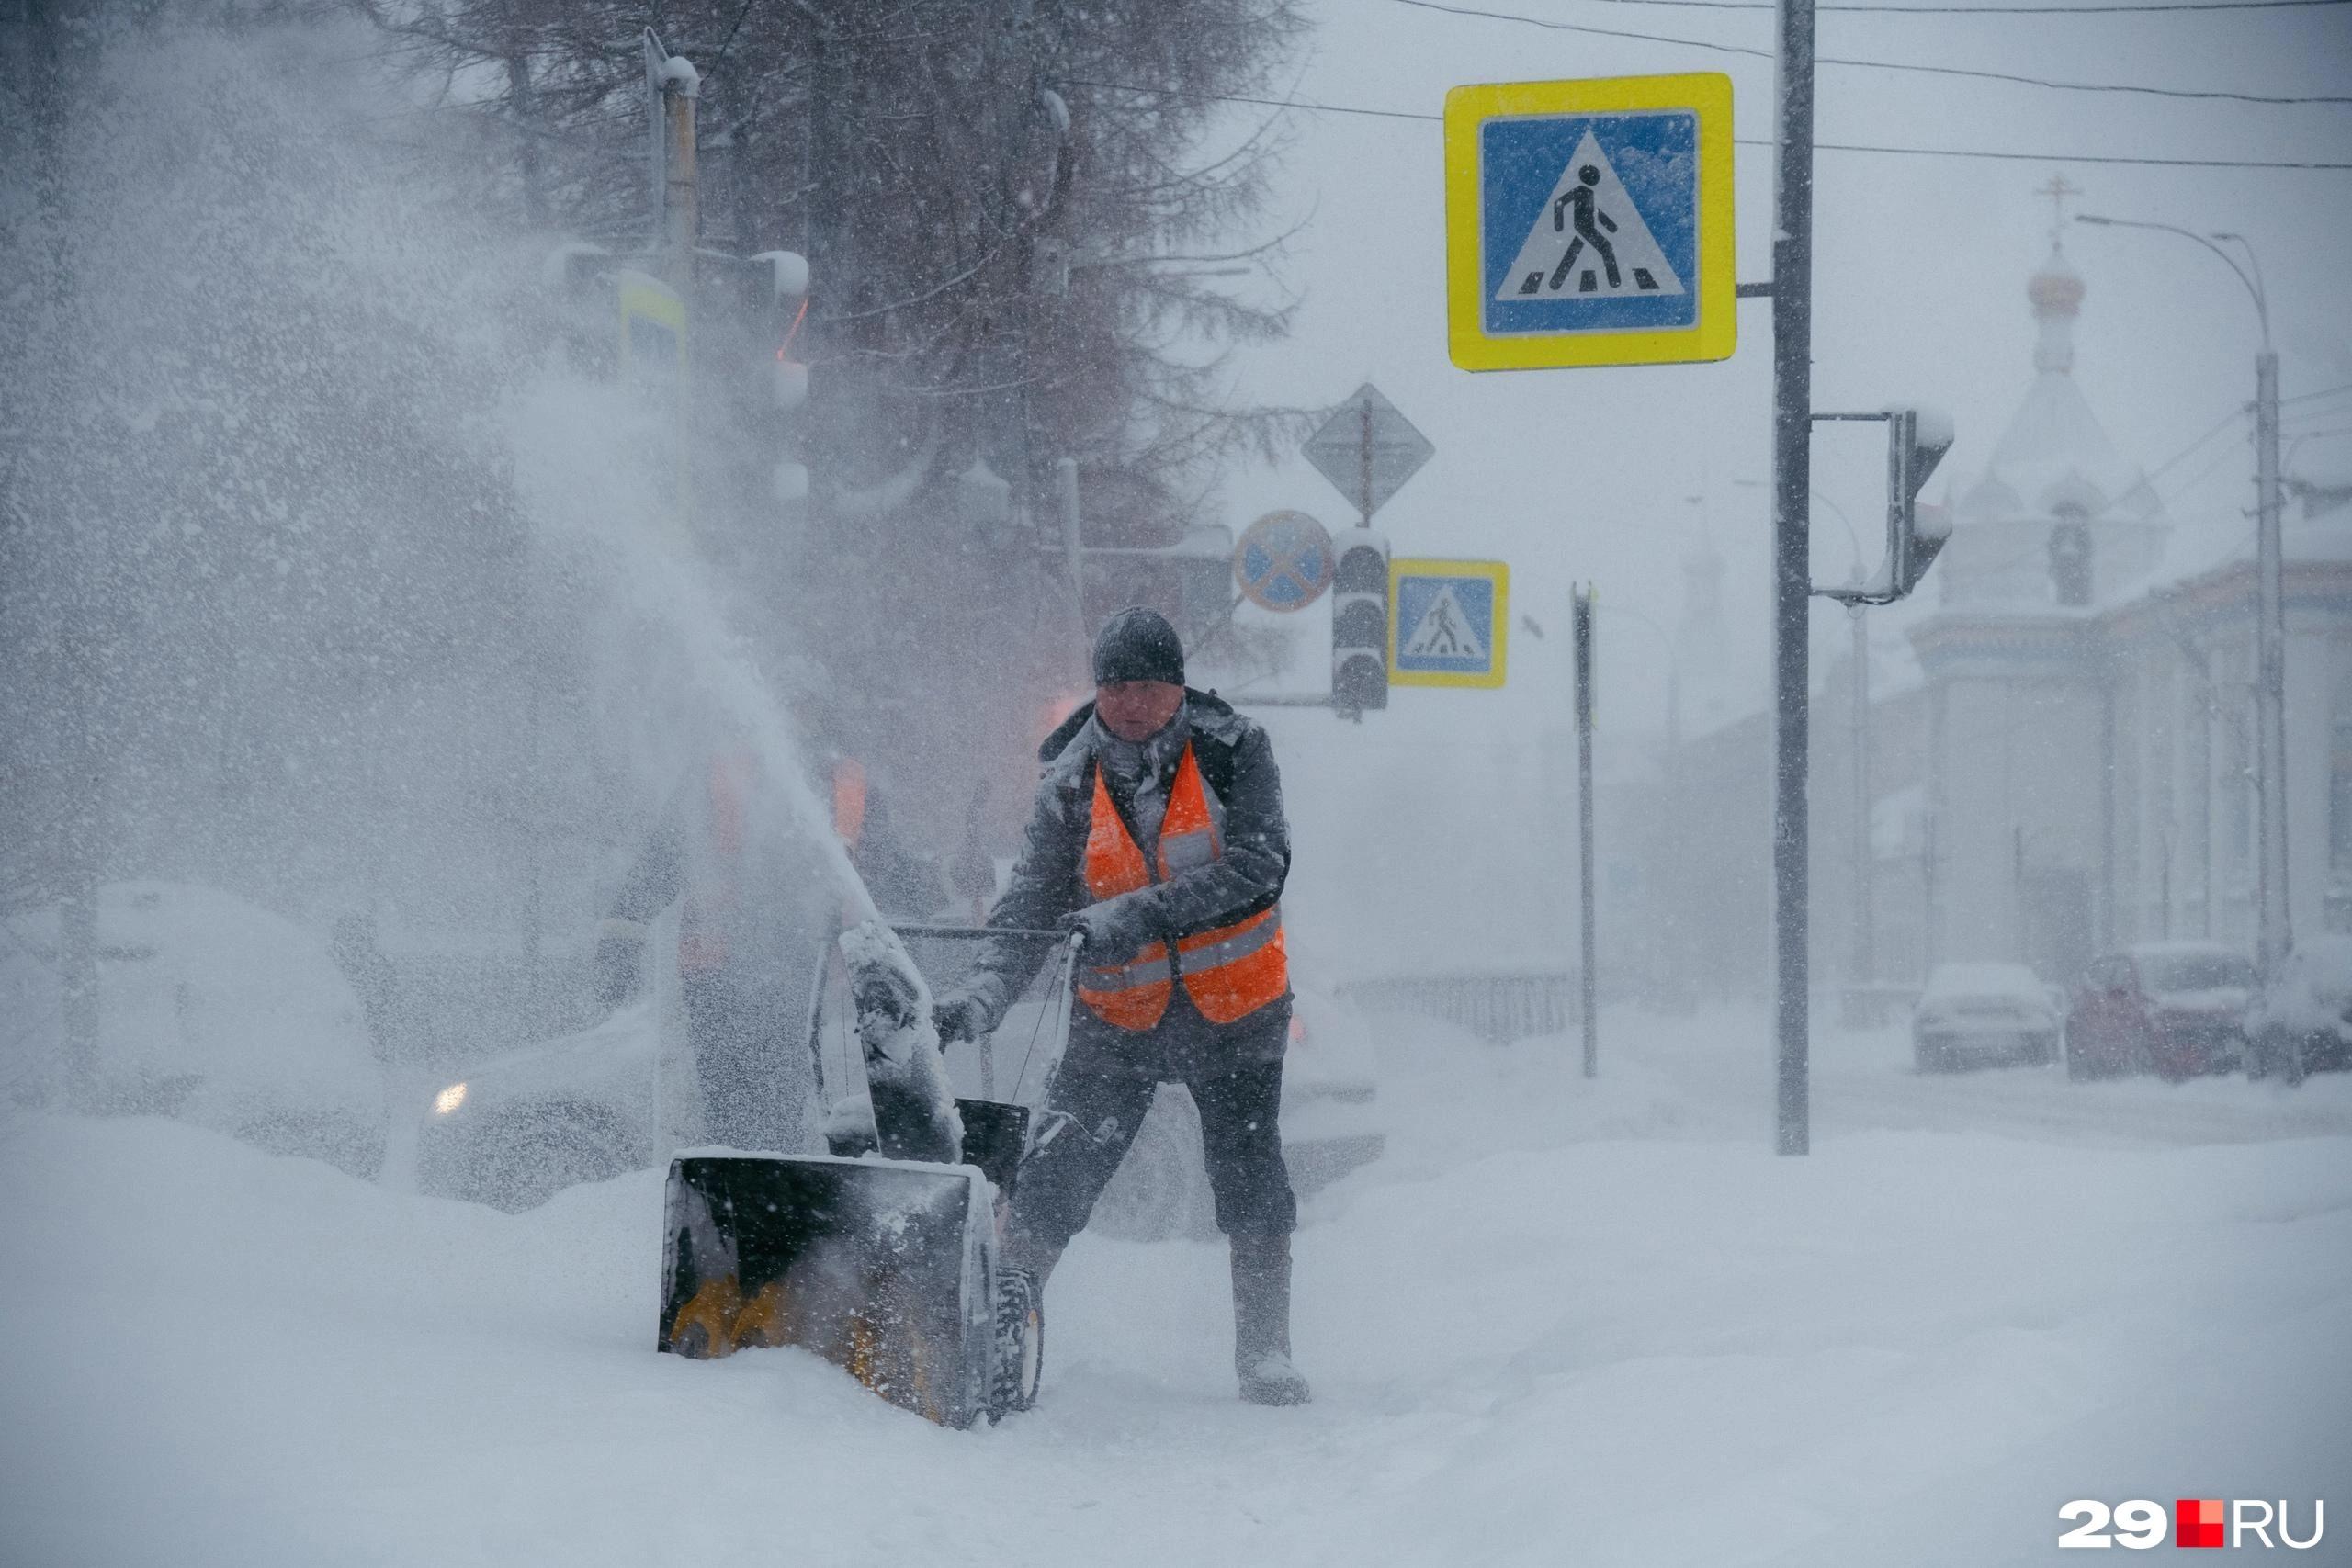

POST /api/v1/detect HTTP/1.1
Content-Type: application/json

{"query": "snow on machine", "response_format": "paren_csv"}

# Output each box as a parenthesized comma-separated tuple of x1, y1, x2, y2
(657, 919, 1063, 1427)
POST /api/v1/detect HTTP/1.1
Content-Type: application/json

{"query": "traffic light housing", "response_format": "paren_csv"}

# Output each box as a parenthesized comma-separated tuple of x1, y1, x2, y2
(752, 250, 811, 506)
(1820, 405, 1954, 606)
(1887, 405, 1953, 600)
(1331, 529, 1389, 714)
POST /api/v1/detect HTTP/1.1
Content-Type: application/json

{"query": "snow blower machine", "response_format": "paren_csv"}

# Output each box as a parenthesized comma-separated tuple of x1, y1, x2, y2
(658, 919, 1075, 1427)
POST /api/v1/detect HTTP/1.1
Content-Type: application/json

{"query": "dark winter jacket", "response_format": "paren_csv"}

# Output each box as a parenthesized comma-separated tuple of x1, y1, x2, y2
(954, 690, 1292, 1051)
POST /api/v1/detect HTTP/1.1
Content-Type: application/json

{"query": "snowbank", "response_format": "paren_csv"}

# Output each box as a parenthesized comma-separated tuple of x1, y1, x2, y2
(2, 1007, 2346, 1566)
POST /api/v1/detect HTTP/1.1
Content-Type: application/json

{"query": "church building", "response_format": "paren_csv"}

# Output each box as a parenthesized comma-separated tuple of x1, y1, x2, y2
(1645, 211, 2352, 1001)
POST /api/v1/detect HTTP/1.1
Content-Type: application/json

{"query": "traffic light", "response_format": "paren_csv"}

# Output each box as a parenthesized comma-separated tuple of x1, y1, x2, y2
(1331, 529, 1389, 714)
(753, 250, 810, 506)
(1886, 405, 1953, 601)
(1818, 404, 1954, 607)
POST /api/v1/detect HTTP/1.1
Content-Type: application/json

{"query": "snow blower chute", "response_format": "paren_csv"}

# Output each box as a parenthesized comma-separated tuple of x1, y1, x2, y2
(657, 919, 1053, 1427)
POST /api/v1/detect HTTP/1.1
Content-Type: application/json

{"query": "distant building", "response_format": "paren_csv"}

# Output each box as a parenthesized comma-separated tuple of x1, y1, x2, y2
(1644, 227, 2352, 999)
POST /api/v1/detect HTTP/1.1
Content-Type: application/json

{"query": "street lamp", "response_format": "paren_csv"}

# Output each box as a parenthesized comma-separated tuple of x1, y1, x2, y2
(2076, 214, 2290, 972)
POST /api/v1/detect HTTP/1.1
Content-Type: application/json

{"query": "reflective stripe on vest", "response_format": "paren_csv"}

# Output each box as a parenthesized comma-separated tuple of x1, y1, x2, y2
(1074, 743, 1287, 1032)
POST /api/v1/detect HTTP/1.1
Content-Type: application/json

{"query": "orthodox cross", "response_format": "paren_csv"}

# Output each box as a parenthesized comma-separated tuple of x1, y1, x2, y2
(2039, 175, 2083, 244)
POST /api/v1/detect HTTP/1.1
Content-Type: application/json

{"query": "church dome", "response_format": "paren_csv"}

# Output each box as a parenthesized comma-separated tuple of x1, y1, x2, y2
(1936, 234, 2167, 609)
(2027, 253, 2086, 318)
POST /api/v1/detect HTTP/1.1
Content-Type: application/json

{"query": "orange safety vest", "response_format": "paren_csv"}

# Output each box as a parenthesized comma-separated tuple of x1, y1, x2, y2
(1076, 744, 1286, 1032)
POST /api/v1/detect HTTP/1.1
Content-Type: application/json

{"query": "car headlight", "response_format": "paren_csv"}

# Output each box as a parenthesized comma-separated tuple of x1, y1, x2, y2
(432, 1081, 469, 1116)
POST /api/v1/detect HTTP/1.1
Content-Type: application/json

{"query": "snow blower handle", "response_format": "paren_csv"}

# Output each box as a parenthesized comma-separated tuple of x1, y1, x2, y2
(1052, 910, 1093, 954)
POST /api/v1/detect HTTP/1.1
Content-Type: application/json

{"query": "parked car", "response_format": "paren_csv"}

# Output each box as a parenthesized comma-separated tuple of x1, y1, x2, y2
(2064, 942, 2255, 1081)
(0, 880, 387, 1177)
(1910, 962, 2061, 1072)
(2245, 935, 2352, 1085)
(417, 996, 671, 1210)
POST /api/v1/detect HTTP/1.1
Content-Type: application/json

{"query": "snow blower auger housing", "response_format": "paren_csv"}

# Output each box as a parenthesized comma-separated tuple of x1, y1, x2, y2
(658, 920, 1066, 1427)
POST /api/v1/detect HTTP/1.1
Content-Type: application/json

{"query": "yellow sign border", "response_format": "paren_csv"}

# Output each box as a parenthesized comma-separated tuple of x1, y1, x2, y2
(1443, 73, 1736, 372)
(1389, 558, 1510, 689)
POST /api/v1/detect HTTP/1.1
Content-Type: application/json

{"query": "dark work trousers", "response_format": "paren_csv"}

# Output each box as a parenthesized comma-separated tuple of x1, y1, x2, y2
(684, 972, 808, 1153)
(1007, 988, 1296, 1261)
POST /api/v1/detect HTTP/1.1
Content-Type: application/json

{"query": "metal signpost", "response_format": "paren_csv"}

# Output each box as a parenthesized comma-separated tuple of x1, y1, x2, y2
(1302, 384, 1435, 526)
(1442, 73, 1736, 372)
(1389, 559, 1510, 690)
(1573, 585, 1599, 1079)
(1234, 510, 1337, 613)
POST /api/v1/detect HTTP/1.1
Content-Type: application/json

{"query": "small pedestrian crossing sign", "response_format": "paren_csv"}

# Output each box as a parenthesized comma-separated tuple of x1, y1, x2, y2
(1390, 559, 1509, 689)
(1444, 73, 1735, 372)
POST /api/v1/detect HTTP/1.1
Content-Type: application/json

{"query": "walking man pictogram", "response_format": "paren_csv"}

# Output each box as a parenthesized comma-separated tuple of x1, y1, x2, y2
(1420, 594, 1466, 656)
(1546, 164, 1621, 293)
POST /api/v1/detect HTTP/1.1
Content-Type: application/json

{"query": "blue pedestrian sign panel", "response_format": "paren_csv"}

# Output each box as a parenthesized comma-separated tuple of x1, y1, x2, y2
(1389, 558, 1509, 689)
(1234, 510, 1336, 613)
(1444, 74, 1735, 372)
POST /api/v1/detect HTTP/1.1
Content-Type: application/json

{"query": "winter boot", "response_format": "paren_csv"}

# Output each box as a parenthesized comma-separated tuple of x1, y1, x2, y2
(1230, 1231, 1311, 1406)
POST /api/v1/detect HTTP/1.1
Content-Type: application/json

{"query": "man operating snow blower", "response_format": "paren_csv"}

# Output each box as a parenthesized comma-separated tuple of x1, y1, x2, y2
(933, 606, 1310, 1406)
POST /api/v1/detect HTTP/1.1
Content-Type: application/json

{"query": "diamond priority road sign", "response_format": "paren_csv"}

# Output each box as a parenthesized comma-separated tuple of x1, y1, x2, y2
(1301, 383, 1434, 522)
(1389, 558, 1509, 690)
(1443, 73, 1736, 372)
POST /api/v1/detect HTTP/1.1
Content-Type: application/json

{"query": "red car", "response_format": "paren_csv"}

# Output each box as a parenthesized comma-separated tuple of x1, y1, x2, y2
(2064, 942, 2255, 1082)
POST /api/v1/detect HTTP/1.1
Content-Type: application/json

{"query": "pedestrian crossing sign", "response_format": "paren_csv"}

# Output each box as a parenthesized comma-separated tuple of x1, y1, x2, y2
(1444, 73, 1736, 371)
(1390, 558, 1509, 689)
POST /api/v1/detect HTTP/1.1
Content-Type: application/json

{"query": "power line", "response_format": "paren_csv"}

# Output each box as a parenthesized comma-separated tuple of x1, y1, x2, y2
(1391, 0, 2352, 104)
(1055, 78, 2352, 168)
(1496, 0, 2350, 13)
(2146, 404, 2247, 484)
(2161, 436, 2255, 502)
(1063, 79, 1448, 124)
(1809, 141, 2352, 167)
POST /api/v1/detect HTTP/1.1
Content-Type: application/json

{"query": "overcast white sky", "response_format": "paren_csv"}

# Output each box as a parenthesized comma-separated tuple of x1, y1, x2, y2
(1204, 0, 2352, 736)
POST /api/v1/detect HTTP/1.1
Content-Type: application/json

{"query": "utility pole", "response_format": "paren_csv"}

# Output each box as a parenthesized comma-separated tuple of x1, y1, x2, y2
(1922, 810, 1939, 973)
(1770, 0, 1819, 1155)
(28, 0, 98, 1111)
(1574, 586, 1599, 1078)
(645, 34, 700, 296)
(1849, 603, 1872, 1001)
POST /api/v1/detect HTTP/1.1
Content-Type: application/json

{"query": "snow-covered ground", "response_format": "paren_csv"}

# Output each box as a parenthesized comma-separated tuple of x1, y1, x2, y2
(5, 1010, 2347, 1567)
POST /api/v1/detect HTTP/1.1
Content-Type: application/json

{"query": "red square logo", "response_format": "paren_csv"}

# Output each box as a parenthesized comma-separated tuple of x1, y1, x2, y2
(2176, 1498, 2225, 1549)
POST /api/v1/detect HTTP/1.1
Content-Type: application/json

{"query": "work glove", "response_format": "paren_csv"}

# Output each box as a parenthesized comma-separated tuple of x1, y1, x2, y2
(1057, 904, 1143, 965)
(932, 992, 984, 1046)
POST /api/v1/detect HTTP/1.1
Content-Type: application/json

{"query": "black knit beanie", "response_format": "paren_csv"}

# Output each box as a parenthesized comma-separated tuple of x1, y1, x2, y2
(1091, 606, 1186, 686)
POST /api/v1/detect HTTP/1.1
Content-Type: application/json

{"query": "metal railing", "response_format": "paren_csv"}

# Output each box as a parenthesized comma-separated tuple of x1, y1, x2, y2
(1336, 971, 1580, 1045)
